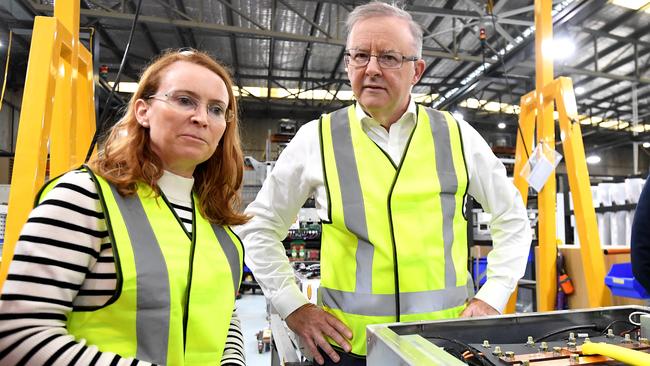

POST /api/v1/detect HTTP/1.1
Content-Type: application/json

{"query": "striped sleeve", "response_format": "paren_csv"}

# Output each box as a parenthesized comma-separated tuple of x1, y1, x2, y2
(221, 310, 246, 365)
(0, 170, 155, 366)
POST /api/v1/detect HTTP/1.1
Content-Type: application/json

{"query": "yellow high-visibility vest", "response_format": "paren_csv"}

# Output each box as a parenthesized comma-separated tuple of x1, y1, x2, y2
(319, 105, 469, 355)
(39, 168, 243, 365)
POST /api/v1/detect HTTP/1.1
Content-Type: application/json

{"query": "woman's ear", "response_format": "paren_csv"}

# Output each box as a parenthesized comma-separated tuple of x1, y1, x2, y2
(134, 99, 150, 128)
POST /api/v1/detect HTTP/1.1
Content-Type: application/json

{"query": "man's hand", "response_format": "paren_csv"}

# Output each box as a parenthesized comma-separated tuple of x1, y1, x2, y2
(460, 298, 499, 317)
(284, 303, 352, 365)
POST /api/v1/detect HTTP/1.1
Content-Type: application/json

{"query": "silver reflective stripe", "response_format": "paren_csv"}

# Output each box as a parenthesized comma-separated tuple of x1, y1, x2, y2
(329, 107, 374, 293)
(110, 185, 170, 365)
(320, 286, 468, 316)
(426, 109, 459, 288)
(211, 224, 241, 293)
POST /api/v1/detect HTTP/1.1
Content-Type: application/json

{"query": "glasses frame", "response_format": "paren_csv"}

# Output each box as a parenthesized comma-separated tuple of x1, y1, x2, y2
(344, 49, 419, 69)
(146, 91, 229, 123)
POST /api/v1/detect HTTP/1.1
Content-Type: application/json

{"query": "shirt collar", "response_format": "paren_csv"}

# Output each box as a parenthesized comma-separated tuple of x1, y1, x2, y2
(355, 97, 418, 129)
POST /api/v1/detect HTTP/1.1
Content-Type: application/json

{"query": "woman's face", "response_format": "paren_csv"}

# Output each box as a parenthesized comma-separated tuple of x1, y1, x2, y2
(135, 61, 229, 178)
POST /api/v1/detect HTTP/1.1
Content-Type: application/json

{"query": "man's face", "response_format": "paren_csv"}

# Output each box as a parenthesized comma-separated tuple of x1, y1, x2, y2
(346, 16, 425, 125)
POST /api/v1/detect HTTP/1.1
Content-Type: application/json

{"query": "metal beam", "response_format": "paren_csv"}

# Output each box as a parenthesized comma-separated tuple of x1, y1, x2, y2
(126, 0, 160, 55)
(267, 0, 276, 102)
(420, 0, 457, 92)
(570, 25, 650, 49)
(235, 73, 443, 88)
(497, 4, 534, 18)
(435, 0, 612, 110)
(223, 0, 241, 88)
(277, 0, 332, 39)
(173, 0, 196, 48)
(30, 3, 490, 64)
(573, 16, 650, 72)
(299, 2, 323, 91)
(214, 0, 266, 30)
(518, 61, 650, 84)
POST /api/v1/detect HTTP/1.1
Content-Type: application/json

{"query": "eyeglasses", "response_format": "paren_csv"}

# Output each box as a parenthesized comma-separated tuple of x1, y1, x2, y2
(344, 49, 419, 69)
(147, 91, 228, 123)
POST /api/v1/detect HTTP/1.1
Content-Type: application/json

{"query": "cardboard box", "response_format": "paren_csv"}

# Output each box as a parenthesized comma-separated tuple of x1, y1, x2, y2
(535, 245, 645, 310)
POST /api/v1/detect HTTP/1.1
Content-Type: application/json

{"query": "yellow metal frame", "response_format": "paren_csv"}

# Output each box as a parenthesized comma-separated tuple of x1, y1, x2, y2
(0, 2, 95, 287)
(508, 0, 609, 312)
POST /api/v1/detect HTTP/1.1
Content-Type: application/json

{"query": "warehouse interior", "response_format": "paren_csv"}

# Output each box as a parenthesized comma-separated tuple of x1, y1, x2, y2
(0, 0, 650, 365)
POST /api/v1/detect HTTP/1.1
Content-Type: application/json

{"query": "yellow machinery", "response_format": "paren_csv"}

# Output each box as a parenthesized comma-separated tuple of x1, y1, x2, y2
(510, 0, 610, 312)
(0, 2, 95, 288)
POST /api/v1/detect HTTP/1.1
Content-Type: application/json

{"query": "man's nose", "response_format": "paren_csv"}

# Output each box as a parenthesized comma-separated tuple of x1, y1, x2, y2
(365, 56, 382, 77)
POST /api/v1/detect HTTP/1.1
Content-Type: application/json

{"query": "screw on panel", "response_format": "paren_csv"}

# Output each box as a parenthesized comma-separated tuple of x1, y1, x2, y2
(568, 332, 576, 342)
(540, 341, 548, 351)
(623, 333, 632, 343)
(482, 340, 491, 348)
(492, 346, 502, 356)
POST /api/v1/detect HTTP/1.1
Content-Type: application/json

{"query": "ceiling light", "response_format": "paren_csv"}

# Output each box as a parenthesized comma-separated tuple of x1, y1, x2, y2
(643, 142, 650, 148)
(498, 122, 506, 129)
(586, 155, 601, 165)
(574, 86, 585, 95)
(108, 81, 139, 93)
(610, 0, 650, 13)
(630, 125, 646, 133)
(542, 38, 575, 60)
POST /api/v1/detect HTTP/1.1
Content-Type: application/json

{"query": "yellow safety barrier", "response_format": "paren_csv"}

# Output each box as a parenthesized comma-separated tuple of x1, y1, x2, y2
(508, 0, 609, 312)
(0, 2, 95, 289)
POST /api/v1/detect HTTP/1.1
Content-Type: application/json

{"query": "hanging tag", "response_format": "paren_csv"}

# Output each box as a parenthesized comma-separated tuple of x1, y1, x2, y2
(520, 141, 563, 192)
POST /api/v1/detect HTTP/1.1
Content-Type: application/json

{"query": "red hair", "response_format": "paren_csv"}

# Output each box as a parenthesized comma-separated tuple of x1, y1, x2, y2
(89, 49, 249, 225)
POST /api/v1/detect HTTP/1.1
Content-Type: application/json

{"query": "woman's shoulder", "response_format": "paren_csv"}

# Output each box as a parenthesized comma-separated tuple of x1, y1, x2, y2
(45, 168, 99, 198)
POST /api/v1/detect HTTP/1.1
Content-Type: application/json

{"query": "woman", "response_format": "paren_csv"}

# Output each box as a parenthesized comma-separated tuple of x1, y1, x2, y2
(0, 49, 249, 365)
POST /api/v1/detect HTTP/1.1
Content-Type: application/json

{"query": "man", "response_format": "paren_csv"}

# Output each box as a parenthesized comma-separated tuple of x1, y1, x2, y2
(632, 175, 650, 293)
(236, 2, 532, 365)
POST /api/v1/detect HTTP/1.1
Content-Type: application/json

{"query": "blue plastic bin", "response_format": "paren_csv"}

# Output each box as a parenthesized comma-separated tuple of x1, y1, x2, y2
(472, 258, 488, 288)
(605, 262, 650, 299)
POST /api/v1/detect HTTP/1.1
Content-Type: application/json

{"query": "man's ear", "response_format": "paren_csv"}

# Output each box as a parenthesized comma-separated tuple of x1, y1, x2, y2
(134, 99, 150, 127)
(412, 58, 426, 85)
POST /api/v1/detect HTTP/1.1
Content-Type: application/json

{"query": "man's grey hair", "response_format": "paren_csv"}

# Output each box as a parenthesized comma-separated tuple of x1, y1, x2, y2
(345, 1, 423, 58)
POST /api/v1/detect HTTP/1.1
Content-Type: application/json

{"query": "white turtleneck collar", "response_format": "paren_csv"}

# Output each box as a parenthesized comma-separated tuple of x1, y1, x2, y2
(157, 170, 194, 205)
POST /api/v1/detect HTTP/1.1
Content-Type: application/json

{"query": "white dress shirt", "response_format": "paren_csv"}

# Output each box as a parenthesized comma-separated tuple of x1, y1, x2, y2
(235, 99, 532, 319)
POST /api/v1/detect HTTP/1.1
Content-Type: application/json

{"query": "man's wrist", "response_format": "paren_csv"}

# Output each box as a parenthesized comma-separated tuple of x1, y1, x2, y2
(272, 284, 310, 319)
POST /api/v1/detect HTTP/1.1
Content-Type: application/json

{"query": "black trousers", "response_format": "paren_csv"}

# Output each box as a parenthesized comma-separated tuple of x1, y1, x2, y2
(319, 346, 366, 366)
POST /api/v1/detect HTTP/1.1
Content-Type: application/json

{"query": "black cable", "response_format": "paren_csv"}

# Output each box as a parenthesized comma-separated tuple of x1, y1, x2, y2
(533, 323, 598, 343)
(600, 320, 636, 335)
(85, 0, 144, 162)
(427, 336, 495, 366)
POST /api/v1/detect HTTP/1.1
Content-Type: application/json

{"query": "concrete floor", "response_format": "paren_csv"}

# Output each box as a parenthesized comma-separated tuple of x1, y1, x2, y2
(236, 293, 272, 366)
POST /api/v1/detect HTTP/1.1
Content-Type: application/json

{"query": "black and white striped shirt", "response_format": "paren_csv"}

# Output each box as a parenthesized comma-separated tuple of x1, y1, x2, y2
(0, 170, 246, 365)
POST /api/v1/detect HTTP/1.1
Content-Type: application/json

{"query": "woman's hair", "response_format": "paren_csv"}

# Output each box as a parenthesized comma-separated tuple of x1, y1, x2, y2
(89, 48, 249, 225)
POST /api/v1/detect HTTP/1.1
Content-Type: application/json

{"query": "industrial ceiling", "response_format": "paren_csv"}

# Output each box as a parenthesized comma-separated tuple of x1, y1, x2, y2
(1, 0, 649, 154)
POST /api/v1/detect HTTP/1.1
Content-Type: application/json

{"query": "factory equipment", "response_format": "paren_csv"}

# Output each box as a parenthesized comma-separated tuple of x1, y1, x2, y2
(367, 306, 650, 365)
